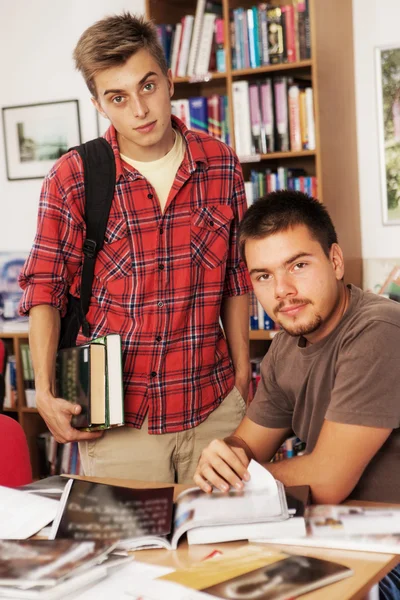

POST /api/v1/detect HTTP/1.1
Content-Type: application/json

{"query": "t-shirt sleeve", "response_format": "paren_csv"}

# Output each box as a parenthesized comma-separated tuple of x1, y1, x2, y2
(326, 319, 400, 429)
(246, 336, 294, 429)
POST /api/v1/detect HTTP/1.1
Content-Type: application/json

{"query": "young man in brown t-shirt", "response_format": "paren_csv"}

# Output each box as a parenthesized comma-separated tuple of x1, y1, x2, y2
(194, 190, 400, 599)
(194, 190, 400, 502)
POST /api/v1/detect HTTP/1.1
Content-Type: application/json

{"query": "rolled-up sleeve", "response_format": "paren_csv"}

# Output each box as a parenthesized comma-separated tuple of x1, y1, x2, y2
(223, 158, 252, 297)
(19, 154, 84, 317)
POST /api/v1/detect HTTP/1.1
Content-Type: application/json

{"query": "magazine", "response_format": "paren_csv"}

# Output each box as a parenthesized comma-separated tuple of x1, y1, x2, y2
(250, 504, 400, 554)
(0, 539, 124, 600)
(50, 460, 290, 550)
(160, 544, 353, 600)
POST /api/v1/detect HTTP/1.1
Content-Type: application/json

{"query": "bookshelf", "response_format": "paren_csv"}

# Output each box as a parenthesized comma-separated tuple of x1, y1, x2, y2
(146, 0, 361, 359)
(0, 331, 47, 479)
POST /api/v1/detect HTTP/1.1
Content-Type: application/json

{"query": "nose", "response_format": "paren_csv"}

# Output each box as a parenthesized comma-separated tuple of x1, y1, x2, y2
(131, 95, 148, 119)
(274, 271, 296, 299)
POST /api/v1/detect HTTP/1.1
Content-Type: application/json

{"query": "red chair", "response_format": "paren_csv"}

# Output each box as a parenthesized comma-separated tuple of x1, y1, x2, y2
(0, 414, 32, 487)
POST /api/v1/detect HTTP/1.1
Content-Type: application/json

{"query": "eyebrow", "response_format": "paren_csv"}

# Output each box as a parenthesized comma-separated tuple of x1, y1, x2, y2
(103, 71, 159, 96)
(248, 252, 313, 276)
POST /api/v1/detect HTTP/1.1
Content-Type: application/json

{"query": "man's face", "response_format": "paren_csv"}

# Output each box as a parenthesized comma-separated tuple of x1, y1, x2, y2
(245, 224, 345, 342)
(92, 49, 174, 161)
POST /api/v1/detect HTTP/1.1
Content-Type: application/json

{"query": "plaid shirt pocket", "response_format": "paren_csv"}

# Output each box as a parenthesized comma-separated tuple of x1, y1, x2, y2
(191, 204, 233, 269)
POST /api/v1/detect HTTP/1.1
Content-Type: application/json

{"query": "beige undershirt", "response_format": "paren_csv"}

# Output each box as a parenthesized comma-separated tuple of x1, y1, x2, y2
(121, 129, 185, 212)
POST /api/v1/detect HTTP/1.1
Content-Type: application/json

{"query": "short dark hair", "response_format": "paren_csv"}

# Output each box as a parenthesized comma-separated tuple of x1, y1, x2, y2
(73, 12, 168, 98)
(239, 190, 338, 260)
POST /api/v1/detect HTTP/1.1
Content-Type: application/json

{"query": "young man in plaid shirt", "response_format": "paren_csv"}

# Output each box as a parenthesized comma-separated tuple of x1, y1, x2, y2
(19, 13, 252, 482)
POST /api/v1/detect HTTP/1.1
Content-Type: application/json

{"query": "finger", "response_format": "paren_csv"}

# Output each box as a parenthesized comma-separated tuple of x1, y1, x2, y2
(202, 457, 244, 491)
(209, 443, 250, 481)
(200, 463, 233, 492)
(193, 472, 212, 493)
(56, 398, 82, 415)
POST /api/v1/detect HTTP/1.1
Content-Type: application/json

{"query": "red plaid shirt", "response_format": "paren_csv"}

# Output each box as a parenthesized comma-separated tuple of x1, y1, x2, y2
(19, 117, 252, 433)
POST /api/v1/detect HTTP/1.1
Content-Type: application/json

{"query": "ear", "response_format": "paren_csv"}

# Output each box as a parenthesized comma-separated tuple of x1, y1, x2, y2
(329, 243, 345, 281)
(167, 69, 174, 99)
(91, 97, 108, 120)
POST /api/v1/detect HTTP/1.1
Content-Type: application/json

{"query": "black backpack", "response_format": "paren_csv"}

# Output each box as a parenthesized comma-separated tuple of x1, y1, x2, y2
(58, 138, 116, 350)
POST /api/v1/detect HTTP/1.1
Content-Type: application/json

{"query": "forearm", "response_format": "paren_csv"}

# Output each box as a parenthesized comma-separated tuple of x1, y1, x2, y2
(29, 305, 61, 394)
(221, 294, 250, 376)
(266, 454, 348, 504)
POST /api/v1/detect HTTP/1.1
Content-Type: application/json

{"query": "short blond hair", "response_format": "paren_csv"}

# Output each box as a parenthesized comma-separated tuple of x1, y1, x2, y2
(73, 12, 168, 98)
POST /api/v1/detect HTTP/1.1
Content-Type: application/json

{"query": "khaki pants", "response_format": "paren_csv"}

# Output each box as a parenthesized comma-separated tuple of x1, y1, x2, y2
(79, 386, 246, 484)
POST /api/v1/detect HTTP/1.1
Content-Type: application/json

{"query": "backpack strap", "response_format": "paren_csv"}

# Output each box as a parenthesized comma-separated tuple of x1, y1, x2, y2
(73, 137, 116, 338)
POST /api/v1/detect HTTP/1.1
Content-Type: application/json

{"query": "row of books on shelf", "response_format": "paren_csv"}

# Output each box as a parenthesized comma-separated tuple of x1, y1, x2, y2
(233, 77, 315, 158)
(2, 344, 36, 410)
(245, 167, 317, 205)
(171, 78, 315, 160)
(37, 432, 84, 478)
(231, 1, 311, 70)
(157, 0, 224, 78)
(157, 0, 311, 80)
(171, 95, 230, 144)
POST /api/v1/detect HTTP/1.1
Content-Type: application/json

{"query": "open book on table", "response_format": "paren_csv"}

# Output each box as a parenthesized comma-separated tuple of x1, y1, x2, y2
(250, 504, 400, 554)
(0, 539, 123, 600)
(49, 460, 290, 550)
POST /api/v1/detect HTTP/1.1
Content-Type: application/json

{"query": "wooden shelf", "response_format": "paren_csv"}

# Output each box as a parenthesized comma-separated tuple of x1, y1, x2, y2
(173, 72, 227, 84)
(249, 330, 277, 341)
(0, 331, 29, 338)
(239, 150, 316, 164)
(21, 407, 39, 413)
(2, 407, 18, 412)
(232, 60, 313, 77)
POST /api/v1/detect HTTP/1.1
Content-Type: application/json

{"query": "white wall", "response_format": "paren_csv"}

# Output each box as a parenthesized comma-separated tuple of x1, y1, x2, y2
(0, 0, 144, 252)
(353, 0, 400, 262)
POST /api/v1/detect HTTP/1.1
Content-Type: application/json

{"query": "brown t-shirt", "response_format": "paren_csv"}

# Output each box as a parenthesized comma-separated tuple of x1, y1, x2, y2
(247, 285, 400, 502)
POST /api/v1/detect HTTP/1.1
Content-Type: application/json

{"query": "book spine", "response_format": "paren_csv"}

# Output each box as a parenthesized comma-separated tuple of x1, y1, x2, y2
(187, 0, 206, 76)
(207, 95, 222, 139)
(177, 15, 195, 77)
(189, 97, 208, 133)
(260, 79, 275, 153)
(273, 77, 289, 152)
(299, 89, 309, 149)
(195, 12, 217, 74)
(267, 7, 284, 64)
(288, 84, 302, 151)
(249, 84, 262, 154)
(258, 3, 270, 65)
(282, 5, 297, 63)
(241, 8, 250, 69)
(215, 18, 226, 72)
(247, 7, 259, 69)
(170, 23, 183, 76)
(171, 99, 191, 128)
(232, 80, 253, 157)
(305, 87, 316, 150)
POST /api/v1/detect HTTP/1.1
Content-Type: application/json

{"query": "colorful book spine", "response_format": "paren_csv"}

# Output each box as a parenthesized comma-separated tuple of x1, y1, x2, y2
(288, 83, 302, 151)
(207, 95, 222, 139)
(189, 97, 208, 133)
(215, 18, 226, 72)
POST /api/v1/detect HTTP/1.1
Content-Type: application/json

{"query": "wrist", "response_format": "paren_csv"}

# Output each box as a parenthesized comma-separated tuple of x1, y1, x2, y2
(224, 435, 255, 461)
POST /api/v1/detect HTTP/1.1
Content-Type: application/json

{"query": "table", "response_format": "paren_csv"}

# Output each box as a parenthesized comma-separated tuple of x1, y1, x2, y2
(71, 475, 400, 600)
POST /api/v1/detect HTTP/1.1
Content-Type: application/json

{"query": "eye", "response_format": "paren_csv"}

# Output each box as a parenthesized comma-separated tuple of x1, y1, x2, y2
(112, 95, 125, 104)
(143, 82, 155, 92)
(256, 273, 271, 282)
(293, 262, 307, 271)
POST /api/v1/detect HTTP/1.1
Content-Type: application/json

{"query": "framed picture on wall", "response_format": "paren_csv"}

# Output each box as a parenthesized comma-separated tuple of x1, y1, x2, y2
(376, 45, 400, 224)
(1, 100, 81, 181)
